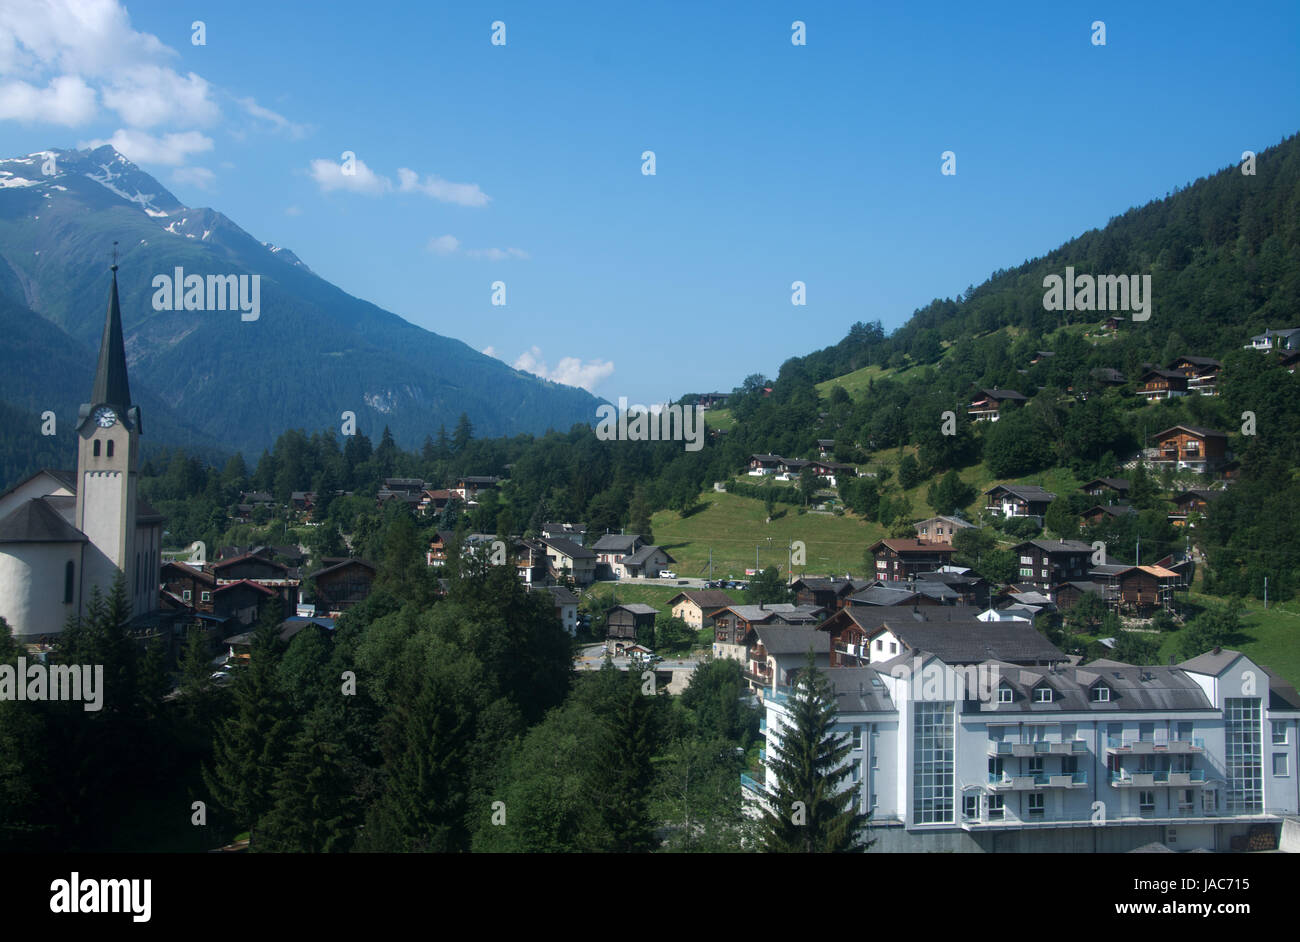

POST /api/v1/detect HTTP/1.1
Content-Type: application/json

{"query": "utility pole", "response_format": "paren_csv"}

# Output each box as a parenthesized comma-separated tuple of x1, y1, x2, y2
(1264, 576, 1268, 611)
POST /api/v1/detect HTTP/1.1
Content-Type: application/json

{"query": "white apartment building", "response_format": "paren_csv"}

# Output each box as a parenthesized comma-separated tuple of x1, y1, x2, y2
(748, 647, 1300, 852)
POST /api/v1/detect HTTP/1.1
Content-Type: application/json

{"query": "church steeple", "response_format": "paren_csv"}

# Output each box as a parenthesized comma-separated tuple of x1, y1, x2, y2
(91, 256, 132, 414)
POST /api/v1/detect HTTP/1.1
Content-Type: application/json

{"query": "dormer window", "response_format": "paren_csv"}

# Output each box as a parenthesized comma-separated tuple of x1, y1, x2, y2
(1091, 684, 1111, 702)
(1034, 686, 1053, 703)
(998, 685, 1014, 703)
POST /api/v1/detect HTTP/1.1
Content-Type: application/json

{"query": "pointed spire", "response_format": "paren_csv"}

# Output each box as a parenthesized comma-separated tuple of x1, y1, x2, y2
(91, 250, 132, 411)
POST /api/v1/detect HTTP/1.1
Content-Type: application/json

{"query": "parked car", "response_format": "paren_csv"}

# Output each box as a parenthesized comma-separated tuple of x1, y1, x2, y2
(660, 570, 676, 579)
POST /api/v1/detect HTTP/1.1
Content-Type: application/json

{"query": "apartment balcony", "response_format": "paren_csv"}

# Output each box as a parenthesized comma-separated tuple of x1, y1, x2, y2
(740, 773, 767, 795)
(988, 771, 1087, 790)
(1106, 735, 1205, 754)
(988, 740, 1088, 757)
(759, 717, 767, 733)
(1110, 769, 1206, 787)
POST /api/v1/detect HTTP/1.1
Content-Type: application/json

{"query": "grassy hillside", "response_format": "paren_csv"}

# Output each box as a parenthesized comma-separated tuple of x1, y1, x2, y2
(650, 490, 887, 579)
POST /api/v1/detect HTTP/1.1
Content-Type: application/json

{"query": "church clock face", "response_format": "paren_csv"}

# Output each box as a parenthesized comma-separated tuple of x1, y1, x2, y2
(92, 406, 117, 428)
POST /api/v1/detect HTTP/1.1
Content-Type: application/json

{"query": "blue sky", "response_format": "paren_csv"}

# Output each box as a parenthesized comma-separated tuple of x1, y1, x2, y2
(1, 0, 1297, 406)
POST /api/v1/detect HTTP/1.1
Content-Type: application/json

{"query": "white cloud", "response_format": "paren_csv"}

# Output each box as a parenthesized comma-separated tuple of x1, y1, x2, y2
(466, 246, 529, 260)
(101, 65, 218, 127)
(513, 346, 614, 393)
(0, 74, 96, 125)
(236, 95, 308, 138)
(0, 1, 218, 128)
(396, 166, 490, 207)
(307, 156, 389, 195)
(170, 165, 214, 189)
(482, 345, 497, 358)
(427, 234, 460, 255)
(81, 128, 213, 165)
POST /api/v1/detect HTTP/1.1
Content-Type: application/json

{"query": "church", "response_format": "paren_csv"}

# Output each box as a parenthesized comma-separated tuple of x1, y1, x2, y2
(0, 264, 162, 639)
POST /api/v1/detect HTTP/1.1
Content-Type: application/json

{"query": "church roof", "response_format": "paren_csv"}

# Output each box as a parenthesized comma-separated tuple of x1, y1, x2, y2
(91, 268, 132, 413)
(0, 497, 88, 544)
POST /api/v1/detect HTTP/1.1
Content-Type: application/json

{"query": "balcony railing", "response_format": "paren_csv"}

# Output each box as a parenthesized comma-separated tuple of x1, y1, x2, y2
(988, 740, 1088, 757)
(988, 771, 1087, 789)
(1106, 735, 1205, 753)
(1110, 769, 1205, 786)
(740, 773, 766, 795)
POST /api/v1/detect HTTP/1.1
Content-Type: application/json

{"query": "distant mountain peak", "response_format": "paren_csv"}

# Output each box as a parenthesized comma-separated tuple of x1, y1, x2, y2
(0, 145, 185, 218)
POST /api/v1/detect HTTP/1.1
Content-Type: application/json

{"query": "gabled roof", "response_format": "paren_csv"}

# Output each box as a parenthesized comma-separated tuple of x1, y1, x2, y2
(161, 560, 215, 584)
(1152, 425, 1227, 440)
(668, 589, 734, 609)
(868, 538, 957, 555)
(0, 468, 77, 504)
(1081, 477, 1131, 491)
(869, 620, 1067, 665)
(311, 558, 376, 578)
(986, 484, 1056, 502)
(1015, 538, 1094, 554)
(849, 585, 921, 607)
(214, 579, 276, 597)
(610, 603, 659, 616)
(540, 536, 595, 560)
(212, 552, 289, 573)
(752, 625, 828, 655)
(975, 388, 1028, 402)
(544, 585, 579, 606)
(591, 533, 641, 553)
(622, 544, 675, 567)
(0, 497, 87, 544)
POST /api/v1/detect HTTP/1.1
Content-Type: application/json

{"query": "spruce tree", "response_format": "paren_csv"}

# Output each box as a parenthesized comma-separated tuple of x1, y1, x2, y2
(257, 733, 359, 852)
(203, 599, 294, 841)
(760, 651, 872, 852)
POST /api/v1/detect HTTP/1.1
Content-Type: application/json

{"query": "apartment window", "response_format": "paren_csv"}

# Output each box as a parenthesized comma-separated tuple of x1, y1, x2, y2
(1139, 791, 1155, 813)
(1040, 569, 1048, 579)
(889, 642, 897, 654)
(1178, 789, 1195, 811)
(1139, 722, 1154, 743)
(1176, 722, 1193, 742)
(1274, 754, 1290, 777)
(989, 757, 1003, 777)
(1028, 793, 1045, 817)
(962, 795, 978, 819)
(875, 639, 883, 651)
(988, 795, 1004, 820)
(1034, 687, 1053, 703)
(1225, 698, 1263, 812)
(1273, 721, 1289, 746)
(1027, 757, 1043, 775)
(182, 589, 192, 601)
(998, 685, 1013, 704)
(1091, 685, 1110, 702)
(912, 702, 955, 824)
(1019, 556, 1033, 565)
(1019, 568, 1033, 578)
(63, 561, 75, 604)
(852, 725, 863, 749)
(1062, 723, 1077, 741)
(1063, 755, 1078, 774)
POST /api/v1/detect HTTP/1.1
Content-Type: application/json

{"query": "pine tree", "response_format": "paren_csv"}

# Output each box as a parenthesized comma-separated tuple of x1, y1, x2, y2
(760, 652, 872, 852)
(452, 413, 474, 454)
(202, 599, 294, 840)
(256, 733, 358, 852)
(591, 673, 662, 852)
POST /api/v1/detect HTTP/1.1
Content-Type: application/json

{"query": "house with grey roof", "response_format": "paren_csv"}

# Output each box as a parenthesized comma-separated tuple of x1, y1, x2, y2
(985, 484, 1056, 522)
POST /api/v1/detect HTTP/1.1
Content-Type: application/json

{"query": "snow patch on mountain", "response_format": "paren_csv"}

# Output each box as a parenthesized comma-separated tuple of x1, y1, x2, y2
(84, 161, 172, 216)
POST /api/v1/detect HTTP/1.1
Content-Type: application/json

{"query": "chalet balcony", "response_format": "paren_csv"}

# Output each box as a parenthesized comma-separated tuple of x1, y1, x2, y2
(988, 771, 1087, 790)
(1109, 769, 1206, 787)
(1106, 736, 1204, 754)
